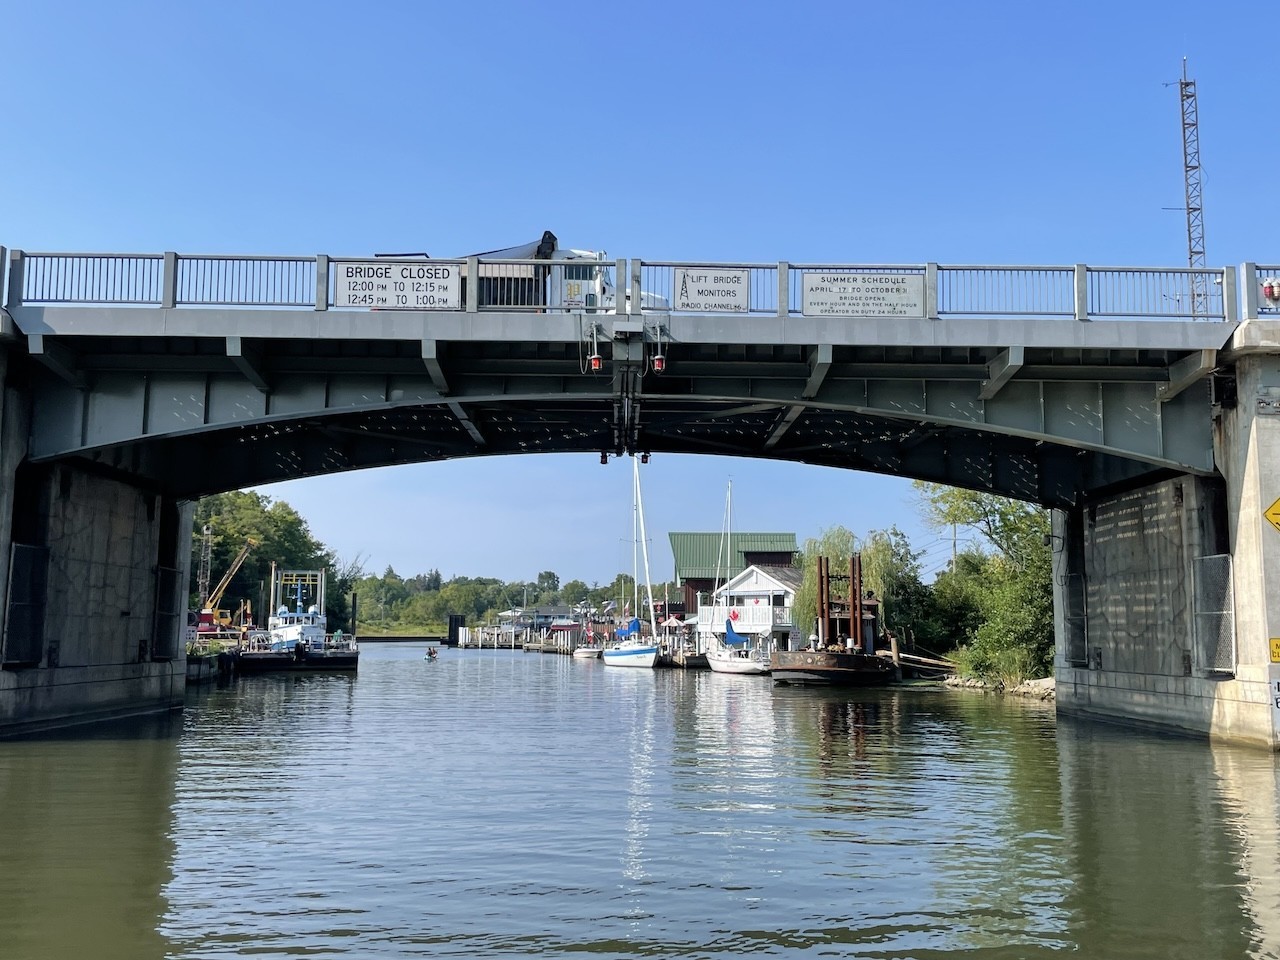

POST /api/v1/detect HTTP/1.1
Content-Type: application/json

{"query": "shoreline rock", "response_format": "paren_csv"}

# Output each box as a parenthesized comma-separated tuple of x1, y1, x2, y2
(943, 675, 1056, 700)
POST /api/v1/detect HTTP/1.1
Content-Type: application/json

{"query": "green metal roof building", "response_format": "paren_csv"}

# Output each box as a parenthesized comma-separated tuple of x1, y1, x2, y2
(668, 532, 799, 613)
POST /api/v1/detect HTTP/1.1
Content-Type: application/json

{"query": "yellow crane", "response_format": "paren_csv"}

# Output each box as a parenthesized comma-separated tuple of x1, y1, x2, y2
(203, 536, 258, 628)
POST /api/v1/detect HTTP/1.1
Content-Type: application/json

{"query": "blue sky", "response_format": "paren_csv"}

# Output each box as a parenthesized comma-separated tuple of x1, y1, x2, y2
(2, 0, 1275, 586)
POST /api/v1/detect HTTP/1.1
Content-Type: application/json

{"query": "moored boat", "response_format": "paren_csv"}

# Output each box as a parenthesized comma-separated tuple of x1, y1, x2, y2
(769, 648, 894, 686)
(230, 566, 358, 674)
(770, 552, 893, 687)
(602, 618, 659, 668)
(602, 458, 661, 670)
(572, 628, 603, 659)
(706, 619, 770, 676)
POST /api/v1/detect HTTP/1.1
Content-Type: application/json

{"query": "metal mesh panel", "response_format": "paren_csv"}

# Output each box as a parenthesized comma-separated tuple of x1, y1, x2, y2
(1192, 554, 1235, 673)
(152, 566, 182, 661)
(1063, 573, 1088, 665)
(3, 545, 49, 666)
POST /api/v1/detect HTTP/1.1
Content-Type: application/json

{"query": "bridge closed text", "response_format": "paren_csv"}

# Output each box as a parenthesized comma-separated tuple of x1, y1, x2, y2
(333, 260, 462, 310)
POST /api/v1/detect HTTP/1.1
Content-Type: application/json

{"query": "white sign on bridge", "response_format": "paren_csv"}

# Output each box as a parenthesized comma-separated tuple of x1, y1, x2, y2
(674, 267, 750, 313)
(802, 272, 925, 318)
(333, 260, 462, 310)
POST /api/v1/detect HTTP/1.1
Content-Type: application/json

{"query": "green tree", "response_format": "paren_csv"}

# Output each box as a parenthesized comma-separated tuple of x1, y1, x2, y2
(860, 526, 947, 650)
(914, 483, 1053, 683)
(191, 491, 359, 631)
(536, 570, 560, 599)
(561, 579, 591, 609)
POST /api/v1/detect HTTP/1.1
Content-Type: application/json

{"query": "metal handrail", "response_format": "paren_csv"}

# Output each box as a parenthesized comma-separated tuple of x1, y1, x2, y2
(3, 248, 1251, 322)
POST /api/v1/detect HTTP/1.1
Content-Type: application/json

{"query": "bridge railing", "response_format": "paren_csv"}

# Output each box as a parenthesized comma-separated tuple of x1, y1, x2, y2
(16, 252, 165, 305)
(6, 248, 1273, 322)
(178, 254, 316, 307)
(937, 266, 1074, 318)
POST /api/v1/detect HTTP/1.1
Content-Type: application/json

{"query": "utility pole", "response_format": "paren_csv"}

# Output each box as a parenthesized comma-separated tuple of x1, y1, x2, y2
(1178, 57, 1207, 318)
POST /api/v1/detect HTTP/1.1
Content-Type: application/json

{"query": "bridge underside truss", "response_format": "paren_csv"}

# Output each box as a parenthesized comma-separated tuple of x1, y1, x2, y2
(16, 312, 1225, 509)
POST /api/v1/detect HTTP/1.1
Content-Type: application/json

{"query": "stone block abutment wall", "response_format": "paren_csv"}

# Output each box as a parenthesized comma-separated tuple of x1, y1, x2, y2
(0, 363, 189, 733)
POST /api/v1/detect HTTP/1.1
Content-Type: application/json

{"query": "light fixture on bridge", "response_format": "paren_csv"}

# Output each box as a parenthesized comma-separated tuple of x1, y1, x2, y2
(587, 322, 604, 372)
(641, 452, 650, 464)
(650, 322, 667, 374)
(1264, 278, 1280, 304)
(600, 452, 608, 465)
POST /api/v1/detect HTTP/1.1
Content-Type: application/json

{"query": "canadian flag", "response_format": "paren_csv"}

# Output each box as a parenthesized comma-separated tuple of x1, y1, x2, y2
(729, 609, 740, 621)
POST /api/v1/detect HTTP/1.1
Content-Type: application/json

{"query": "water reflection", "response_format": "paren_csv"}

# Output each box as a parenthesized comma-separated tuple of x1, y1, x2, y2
(3, 649, 1279, 958)
(0, 714, 180, 960)
(1212, 744, 1280, 958)
(1058, 718, 1275, 960)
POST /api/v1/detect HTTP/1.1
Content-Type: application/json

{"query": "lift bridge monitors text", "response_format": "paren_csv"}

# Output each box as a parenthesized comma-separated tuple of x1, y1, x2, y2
(333, 260, 462, 310)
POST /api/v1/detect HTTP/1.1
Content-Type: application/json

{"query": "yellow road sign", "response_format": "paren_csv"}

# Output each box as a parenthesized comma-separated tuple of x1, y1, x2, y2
(1267, 499, 1280, 535)
(1271, 638, 1280, 663)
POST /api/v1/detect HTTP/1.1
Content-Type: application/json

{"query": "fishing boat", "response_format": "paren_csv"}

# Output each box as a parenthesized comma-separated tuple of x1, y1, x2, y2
(573, 623, 603, 659)
(707, 618, 771, 675)
(602, 458, 661, 669)
(230, 566, 359, 673)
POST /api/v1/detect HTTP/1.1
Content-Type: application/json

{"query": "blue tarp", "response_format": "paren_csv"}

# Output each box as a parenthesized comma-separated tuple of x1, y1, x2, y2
(725, 620, 748, 646)
(616, 617, 642, 638)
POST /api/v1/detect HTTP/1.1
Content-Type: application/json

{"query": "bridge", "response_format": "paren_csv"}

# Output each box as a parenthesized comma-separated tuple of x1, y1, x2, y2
(2, 244, 1279, 747)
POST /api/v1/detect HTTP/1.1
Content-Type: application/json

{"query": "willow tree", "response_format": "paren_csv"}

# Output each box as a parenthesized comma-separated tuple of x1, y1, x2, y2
(791, 525, 859, 645)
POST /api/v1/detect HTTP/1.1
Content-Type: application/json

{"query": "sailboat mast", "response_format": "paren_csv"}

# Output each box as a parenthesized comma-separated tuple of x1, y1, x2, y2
(631, 462, 639, 618)
(634, 457, 659, 639)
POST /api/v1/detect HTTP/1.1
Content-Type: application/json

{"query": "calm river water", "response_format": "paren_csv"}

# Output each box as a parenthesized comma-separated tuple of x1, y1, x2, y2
(2, 643, 1279, 959)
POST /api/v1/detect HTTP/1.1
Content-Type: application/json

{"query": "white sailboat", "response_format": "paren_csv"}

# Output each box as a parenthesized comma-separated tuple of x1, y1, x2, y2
(706, 617, 770, 675)
(705, 481, 770, 676)
(602, 458, 660, 669)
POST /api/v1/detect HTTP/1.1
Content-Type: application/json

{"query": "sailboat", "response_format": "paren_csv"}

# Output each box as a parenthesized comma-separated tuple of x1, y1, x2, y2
(705, 481, 770, 676)
(707, 617, 770, 675)
(602, 458, 660, 669)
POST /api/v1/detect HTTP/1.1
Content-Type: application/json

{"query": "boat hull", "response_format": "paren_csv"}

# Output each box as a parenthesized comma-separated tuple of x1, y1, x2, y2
(231, 650, 359, 673)
(572, 647, 601, 659)
(769, 650, 894, 686)
(602, 645, 659, 668)
(707, 649, 770, 675)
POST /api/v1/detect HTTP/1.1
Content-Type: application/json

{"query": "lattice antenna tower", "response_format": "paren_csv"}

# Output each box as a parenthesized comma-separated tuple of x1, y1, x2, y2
(1178, 57, 1208, 317)
(196, 524, 213, 607)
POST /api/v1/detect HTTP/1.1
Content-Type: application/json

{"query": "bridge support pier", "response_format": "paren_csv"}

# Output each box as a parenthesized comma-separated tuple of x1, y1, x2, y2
(0, 356, 189, 734)
(1055, 354, 1280, 749)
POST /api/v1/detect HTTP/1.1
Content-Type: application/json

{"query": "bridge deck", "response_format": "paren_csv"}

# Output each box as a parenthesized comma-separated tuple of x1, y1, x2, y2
(4, 250, 1278, 506)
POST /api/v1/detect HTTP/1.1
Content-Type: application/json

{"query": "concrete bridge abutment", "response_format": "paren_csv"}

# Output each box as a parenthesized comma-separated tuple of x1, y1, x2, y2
(1, 352, 189, 734)
(1055, 348, 1280, 749)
